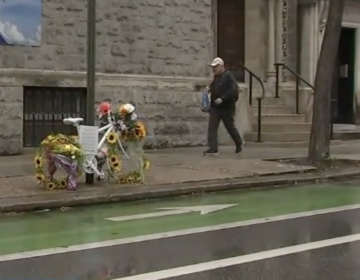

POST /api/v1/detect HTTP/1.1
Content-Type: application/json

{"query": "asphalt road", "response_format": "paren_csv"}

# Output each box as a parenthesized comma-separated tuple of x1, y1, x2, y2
(0, 207, 359, 279)
(1, 183, 360, 280)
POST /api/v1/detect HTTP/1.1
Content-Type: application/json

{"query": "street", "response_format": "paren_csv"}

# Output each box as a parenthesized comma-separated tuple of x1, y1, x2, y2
(1, 180, 360, 279)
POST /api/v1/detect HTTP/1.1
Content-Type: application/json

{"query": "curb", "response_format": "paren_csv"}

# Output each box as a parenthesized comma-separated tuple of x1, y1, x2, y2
(1, 169, 360, 213)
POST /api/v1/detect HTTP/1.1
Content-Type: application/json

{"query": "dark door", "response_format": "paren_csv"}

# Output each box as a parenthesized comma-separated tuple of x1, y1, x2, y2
(217, 0, 245, 82)
(332, 27, 356, 124)
(23, 86, 87, 147)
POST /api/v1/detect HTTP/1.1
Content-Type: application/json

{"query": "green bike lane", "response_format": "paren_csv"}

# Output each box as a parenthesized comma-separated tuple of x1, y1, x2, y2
(2, 183, 360, 255)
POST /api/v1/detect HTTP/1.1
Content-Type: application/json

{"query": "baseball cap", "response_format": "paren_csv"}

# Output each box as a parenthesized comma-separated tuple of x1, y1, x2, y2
(210, 57, 224, 66)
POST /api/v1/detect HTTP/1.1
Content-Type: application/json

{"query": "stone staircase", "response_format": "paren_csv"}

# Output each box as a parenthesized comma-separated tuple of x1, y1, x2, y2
(244, 96, 311, 145)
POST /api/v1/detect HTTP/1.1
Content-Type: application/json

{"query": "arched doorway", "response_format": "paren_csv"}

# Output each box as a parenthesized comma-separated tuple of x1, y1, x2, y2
(217, 0, 245, 81)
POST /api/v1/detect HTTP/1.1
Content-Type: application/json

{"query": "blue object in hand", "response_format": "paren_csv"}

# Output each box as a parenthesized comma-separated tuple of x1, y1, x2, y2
(201, 89, 210, 112)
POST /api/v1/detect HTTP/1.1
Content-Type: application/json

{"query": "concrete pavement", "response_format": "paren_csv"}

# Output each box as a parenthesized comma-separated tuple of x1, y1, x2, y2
(3, 140, 360, 178)
(1, 141, 360, 212)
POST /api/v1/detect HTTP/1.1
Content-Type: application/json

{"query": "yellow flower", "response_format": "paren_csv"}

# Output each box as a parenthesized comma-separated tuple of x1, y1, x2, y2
(69, 135, 79, 143)
(135, 122, 146, 139)
(112, 160, 122, 172)
(64, 144, 71, 151)
(57, 137, 68, 145)
(110, 155, 118, 163)
(35, 173, 45, 184)
(60, 179, 67, 189)
(47, 182, 56, 190)
(143, 160, 151, 170)
(107, 132, 117, 144)
(125, 175, 133, 183)
(34, 155, 43, 168)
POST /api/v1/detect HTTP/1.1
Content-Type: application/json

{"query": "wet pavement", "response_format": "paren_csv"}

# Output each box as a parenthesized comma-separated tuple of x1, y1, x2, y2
(166, 241, 360, 280)
(2, 182, 360, 279)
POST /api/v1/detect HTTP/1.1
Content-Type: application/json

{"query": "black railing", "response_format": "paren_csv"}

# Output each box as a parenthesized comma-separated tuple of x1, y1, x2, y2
(274, 63, 336, 140)
(330, 98, 337, 140)
(238, 63, 266, 142)
(274, 63, 314, 114)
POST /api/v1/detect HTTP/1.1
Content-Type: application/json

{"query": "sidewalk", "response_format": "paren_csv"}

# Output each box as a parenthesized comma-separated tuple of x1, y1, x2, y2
(1, 141, 360, 212)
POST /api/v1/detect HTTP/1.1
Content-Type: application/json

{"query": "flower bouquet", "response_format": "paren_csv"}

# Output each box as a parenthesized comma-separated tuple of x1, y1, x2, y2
(34, 134, 83, 190)
(96, 101, 150, 184)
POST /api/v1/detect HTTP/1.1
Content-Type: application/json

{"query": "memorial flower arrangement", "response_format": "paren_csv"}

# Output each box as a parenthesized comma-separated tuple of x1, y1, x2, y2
(34, 134, 83, 190)
(34, 100, 151, 190)
(118, 103, 147, 142)
(116, 103, 149, 183)
(106, 131, 122, 175)
(97, 101, 151, 184)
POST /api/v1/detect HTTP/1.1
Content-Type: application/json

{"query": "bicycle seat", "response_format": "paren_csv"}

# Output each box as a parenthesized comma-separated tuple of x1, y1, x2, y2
(63, 117, 84, 125)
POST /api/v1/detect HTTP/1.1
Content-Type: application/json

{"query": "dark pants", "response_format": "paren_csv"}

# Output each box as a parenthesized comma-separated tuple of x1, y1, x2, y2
(207, 106, 243, 151)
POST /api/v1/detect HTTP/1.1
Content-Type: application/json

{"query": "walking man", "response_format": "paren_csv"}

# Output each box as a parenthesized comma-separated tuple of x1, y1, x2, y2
(204, 57, 244, 155)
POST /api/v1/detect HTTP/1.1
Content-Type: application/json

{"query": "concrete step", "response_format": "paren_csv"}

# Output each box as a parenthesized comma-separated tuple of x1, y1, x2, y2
(244, 140, 342, 148)
(245, 141, 309, 148)
(252, 123, 311, 133)
(255, 114, 306, 123)
(251, 97, 285, 106)
(333, 131, 360, 140)
(245, 132, 310, 142)
(251, 106, 293, 114)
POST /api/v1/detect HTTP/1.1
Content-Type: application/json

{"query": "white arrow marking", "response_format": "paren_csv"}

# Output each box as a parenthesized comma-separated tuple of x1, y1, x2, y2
(105, 204, 237, 222)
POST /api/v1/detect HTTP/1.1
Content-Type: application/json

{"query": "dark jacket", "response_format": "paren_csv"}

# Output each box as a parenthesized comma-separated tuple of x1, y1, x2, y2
(209, 70, 238, 109)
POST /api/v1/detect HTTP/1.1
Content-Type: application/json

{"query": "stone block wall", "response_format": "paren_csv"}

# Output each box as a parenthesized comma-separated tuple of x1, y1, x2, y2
(0, 85, 23, 155)
(244, 0, 268, 80)
(0, 0, 217, 154)
(97, 75, 210, 148)
(0, 0, 213, 77)
(0, 70, 211, 154)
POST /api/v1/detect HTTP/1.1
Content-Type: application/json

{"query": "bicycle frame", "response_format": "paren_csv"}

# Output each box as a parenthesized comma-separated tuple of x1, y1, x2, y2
(98, 122, 129, 159)
(72, 112, 129, 159)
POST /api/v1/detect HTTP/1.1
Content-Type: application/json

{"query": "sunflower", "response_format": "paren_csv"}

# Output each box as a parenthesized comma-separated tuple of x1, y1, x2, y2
(111, 160, 122, 172)
(143, 160, 151, 170)
(69, 135, 79, 144)
(57, 136, 68, 145)
(60, 179, 68, 189)
(134, 122, 146, 139)
(47, 182, 56, 190)
(34, 155, 43, 168)
(110, 155, 118, 163)
(125, 175, 133, 183)
(47, 135, 55, 141)
(35, 173, 45, 184)
(107, 132, 117, 144)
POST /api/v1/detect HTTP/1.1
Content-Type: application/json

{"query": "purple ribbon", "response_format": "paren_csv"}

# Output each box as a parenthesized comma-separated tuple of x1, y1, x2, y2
(52, 154, 78, 190)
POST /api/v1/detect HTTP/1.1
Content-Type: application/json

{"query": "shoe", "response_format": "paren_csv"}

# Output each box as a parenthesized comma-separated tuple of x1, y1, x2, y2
(235, 144, 243, 154)
(203, 148, 218, 155)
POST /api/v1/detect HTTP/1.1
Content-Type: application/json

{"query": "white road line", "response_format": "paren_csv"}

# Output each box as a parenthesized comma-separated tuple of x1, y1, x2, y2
(0, 203, 360, 262)
(118, 233, 360, 280)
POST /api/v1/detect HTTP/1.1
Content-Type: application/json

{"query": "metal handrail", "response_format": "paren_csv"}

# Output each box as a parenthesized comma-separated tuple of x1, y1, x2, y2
(274, 63, 314, 114)
(274, 63, 315, 90)
(274, 63, 336, 140)
(238, 63, 266, 142)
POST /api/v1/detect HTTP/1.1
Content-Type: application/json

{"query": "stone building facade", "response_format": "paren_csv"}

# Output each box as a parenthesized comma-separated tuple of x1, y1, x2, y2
(0, 0, 215, 155)
(1, 0, 214, 76)
(298, 0, 360, 124)
(2, 0, 360, 155)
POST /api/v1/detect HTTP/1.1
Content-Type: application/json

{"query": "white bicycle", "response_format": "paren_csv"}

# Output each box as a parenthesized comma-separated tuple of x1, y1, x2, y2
(63, 110, 129, 180)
